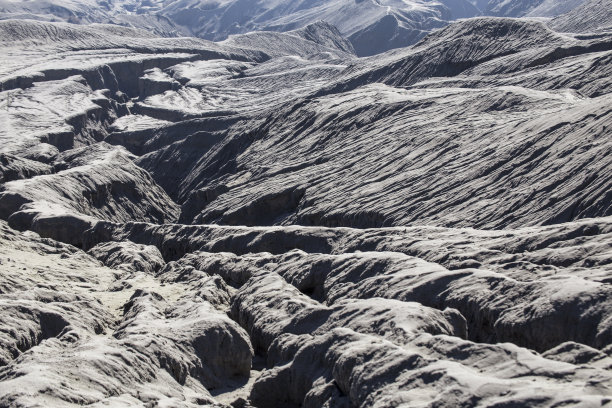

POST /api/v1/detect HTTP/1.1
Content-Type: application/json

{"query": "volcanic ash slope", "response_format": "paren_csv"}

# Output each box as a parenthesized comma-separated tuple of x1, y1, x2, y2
(0, 13, 611, 408)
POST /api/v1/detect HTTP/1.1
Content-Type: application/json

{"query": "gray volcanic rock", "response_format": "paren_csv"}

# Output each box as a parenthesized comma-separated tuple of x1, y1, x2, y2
(482, 0, 588, 16)
(222, 23, 357, 59)
(543, 341, 612, 366)
(230, 271, 331, 353)
(0, 0, 477, 56)
(0, 19, 265, 94)
(176, 88, 610, 229)
(83, 215, 612, 270)
(0, 289, 111, 366)
(0, 0, 186, 37)
(484, 0, 546, 16)
(292, 21, 356, 55)
(1, 9, 611, 408)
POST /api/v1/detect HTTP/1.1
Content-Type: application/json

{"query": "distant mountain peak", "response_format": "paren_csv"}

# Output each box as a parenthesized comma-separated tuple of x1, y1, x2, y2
(292, 21, 356, 55)
(0, 0, 600, 56)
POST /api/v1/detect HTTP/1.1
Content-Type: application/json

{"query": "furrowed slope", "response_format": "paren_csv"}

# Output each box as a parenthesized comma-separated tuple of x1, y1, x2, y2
(131, 18, 612, 229)
(549, 0, 612, 33)
(0, 14, 611, 408)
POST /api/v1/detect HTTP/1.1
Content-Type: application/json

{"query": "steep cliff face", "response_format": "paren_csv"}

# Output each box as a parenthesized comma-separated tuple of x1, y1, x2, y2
(0, 14, 611, 408)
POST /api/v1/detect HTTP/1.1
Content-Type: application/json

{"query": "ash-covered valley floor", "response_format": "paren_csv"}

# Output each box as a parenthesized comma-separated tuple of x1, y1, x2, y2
(0, 3, 611, 407)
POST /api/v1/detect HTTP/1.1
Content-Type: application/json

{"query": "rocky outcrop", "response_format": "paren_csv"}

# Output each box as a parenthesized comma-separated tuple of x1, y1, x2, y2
(0, 0, 591, 59)
(292, 21, 356, 56)
(174, 84, 611, 229)
(222, 24, 356, 59)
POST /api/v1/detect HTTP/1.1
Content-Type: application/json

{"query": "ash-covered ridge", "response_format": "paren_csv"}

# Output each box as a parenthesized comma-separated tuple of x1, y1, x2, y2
(0, 7, 611, 408)
(0, 0, 603, 56)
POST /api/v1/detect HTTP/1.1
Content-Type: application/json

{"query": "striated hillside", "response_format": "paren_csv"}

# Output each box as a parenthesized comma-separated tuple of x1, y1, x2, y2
(0, 9, 611, 408)
(0, 0, 481, 56)
(549, 0, 612, 33)
(131, 18, 612, 229)
(0, 0, 600, 56)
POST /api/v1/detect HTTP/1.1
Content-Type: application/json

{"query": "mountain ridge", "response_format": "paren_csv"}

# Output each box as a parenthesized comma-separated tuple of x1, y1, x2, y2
(1, 0, 603, 56)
